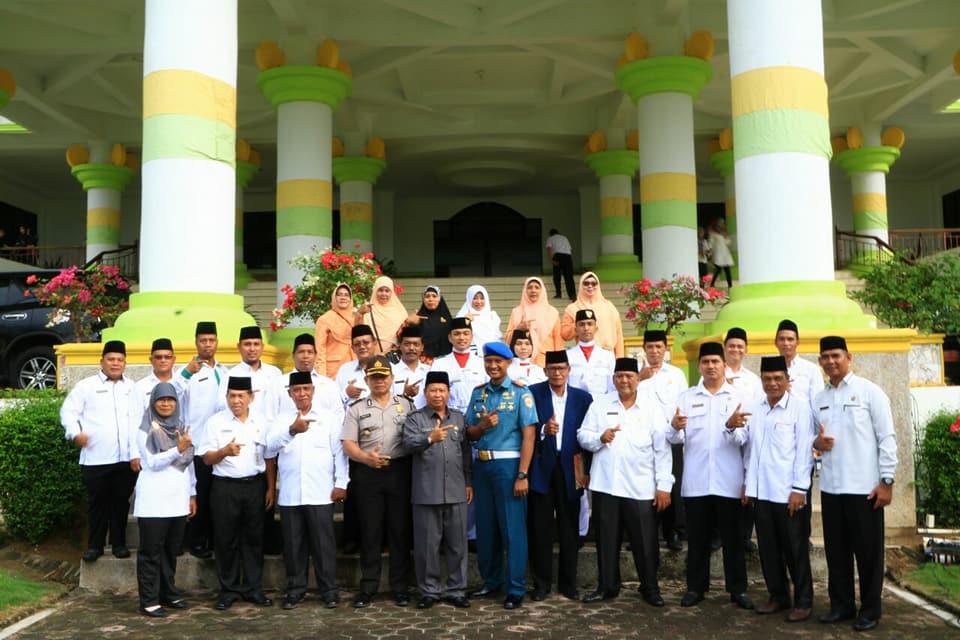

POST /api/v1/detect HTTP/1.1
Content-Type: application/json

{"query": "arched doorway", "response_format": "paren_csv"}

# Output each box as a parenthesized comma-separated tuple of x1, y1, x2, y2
(434, 202, 541, 277)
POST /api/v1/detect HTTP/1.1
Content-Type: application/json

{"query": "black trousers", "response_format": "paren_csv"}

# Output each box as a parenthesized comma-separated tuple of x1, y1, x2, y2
(660, 444, 686, 540)
(552, 253, 576, 299)
(821, 492, 885, 620)
(280, 504, 337, 598)
(352, 457, 412, 594)
(713, 264, 733, 288)
(210, 474, 266, 598)
(742, 501, 755, 545)
(527, 461, 580, 595)
(684, 495, 746, 595)
(186, 457, 214, 550)
(341, 461, 360, 550)
(136, 516, 186, 608)
(593, 491, 660, 596)
(81, 462, 136, 550)
(755, 500, 813, 608)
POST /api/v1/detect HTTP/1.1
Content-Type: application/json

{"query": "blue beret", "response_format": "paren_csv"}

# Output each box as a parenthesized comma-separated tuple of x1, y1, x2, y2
(482, 341, 513, 359)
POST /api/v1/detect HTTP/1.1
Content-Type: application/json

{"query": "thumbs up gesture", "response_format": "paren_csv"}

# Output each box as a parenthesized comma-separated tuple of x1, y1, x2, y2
(185, 356, 202, 375)
(429, 417, 453, 444)
(725, 403, 751, 429)
(479, 406, 499, 430)
(600, 424, 621, 444)
(176, 425, 193, 453)
(544, 414, 560, 437)
(814, 423, 835, 452)
(671, 407, 687, 431)
(222, 437, 244, 457)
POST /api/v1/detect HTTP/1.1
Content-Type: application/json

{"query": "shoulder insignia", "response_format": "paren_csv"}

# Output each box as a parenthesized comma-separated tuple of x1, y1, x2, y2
(474, 382, 487, 389)
(348, 398, 364, 407)
(512, 380, 527, 387)
(523, 394, 534, 408)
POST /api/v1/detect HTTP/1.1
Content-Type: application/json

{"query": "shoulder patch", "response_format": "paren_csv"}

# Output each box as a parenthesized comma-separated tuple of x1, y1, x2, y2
(474, 382, 487, 389)
(348, 398, 364, 407)
(512, 380, 527, 388)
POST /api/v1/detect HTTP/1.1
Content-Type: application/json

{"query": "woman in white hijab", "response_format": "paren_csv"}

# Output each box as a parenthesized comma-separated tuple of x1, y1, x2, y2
(456, 284, 502, 352)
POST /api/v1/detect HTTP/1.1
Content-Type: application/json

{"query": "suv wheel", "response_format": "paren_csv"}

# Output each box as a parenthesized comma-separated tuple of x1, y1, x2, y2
(12, 346, 58, 389)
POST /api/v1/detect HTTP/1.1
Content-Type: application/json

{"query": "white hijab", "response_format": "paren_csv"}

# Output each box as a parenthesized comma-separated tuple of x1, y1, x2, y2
(457, 284, 502, 350)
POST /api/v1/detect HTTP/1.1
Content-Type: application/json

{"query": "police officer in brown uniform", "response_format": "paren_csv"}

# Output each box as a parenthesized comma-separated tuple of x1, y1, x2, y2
(341, 355, 415, 608)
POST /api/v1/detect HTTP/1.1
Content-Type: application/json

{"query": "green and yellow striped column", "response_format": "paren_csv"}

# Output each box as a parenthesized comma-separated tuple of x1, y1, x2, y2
(256, 39, 352, 345)
(332, 138, 386, 254)
(235, 138, 260, 289)
(833, 126, 904, 265)
(713, 0, 873, 332)
(583, 130, 641, 282)
(66, 143, 137, 261)
(0, 69, 15, 111)
(708, 128, 738, 277)
(105, 0, 257, 344)
(615, 31, 713, 284)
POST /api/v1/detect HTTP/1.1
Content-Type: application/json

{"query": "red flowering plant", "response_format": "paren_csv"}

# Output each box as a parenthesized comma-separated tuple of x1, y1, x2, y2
(27, 264, 130, 340)
(271, 246, 398, 331)
(618, 274, 726, 335)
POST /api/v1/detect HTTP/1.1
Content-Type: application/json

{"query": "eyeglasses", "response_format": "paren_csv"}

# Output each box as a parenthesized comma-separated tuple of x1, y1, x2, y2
(545, 366, 569, 373)
(582, 280, 598, 287)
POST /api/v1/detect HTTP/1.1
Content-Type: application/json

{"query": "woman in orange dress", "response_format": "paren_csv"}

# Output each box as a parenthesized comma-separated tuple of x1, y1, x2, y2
(560, 271, 625, 356)
(505, 276, 563, 367)
(361, 275, 408, 355)
(315, 283, 360, 378)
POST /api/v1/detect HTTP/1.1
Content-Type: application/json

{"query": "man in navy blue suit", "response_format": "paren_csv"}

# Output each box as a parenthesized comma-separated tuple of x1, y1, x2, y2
(527, 350, 593, 601)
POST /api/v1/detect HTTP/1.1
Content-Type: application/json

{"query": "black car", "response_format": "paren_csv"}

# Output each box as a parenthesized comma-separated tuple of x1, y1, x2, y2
(0, 268, 95, 389)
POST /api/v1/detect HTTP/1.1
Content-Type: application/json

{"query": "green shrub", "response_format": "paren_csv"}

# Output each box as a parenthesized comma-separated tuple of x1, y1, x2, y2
(0, 395, 84, 544)
(917, 410, 960, 526)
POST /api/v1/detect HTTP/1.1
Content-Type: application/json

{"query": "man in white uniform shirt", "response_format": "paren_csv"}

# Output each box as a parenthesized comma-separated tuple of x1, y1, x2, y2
(60, 340, 140, 562)
(566, 309, 615, 399)
(178, 321, 230, 558)
(266, 371, 348, 610)
(744, 356, 815, 622)
(335, 324, 377, 405)
(199, 376, 276, 611)
(579, 357, 672, 607)
(229, 325, 282, 422)
(668, 342, 752, 610)
(132, 338, 185, 473)
(273, 333, 344, 424)
(546, 228, 576, 300)
(429, 317, 488, 413)
(392, 325, 430, 409)
(637, 329, 688, 552)
(774, 319, 822, 410)
(813, 336, 897, 632)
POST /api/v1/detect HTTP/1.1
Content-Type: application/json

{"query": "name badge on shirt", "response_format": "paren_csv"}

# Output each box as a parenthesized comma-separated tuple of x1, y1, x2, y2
(198, 376, 209, 382)
(96, 389, 108, 394)
(688, 403, 707, 417)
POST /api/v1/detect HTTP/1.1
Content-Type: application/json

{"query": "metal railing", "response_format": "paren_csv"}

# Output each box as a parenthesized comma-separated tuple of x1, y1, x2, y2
(84, 242, 139, 281)
(888, 228, 960, 261)
(834, 227, 911, 269)
(0, 242, 138, 281)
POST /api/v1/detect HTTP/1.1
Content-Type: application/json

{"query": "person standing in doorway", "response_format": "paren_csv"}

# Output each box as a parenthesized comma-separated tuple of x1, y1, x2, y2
(708, 218, 734, 289)
(546, 229, 576, 301)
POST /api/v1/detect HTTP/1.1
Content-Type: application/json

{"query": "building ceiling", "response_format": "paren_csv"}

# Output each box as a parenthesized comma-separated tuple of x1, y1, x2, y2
(1, 0, 959, 207)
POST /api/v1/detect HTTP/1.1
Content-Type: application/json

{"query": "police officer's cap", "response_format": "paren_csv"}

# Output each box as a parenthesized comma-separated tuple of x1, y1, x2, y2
(364, 355, 393, 377)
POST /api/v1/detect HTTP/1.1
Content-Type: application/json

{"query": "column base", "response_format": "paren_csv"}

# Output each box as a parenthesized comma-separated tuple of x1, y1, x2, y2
(711, 280, 876, 333)
(102, 291, 258, 344)
(235, 262, 255, 290)
(592, 254, 642, 286)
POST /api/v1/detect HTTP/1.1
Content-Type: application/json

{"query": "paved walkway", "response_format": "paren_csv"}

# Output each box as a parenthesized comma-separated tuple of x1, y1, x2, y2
(9, 580, 958, 639)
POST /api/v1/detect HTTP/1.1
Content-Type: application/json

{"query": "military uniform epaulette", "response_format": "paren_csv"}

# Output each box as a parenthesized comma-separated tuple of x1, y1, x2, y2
(348, 398, 365, 407)
(473, 382, 487, 389)
(512, 380, 527, 388)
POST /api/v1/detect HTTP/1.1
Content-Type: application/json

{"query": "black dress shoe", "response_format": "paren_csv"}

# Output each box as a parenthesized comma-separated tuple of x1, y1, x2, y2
(214, 596, 237, 610)
(417, 596, 438, 609)
(352, 592, 373, 608)
(394, 591, 411, 607)
(160, 599, 190, 609)
(582, 589, 617, 603)
(341, 542, 360, 555)
(853, 618, 879, 631)
(468, 540, 477, 553)
(140, 606, 168, 618)
(112, 546, 131, 559)
(530, 589, 547, 602)
(282, 593, 304, 610)
(189, 546, 213, 559)
(667, 533, 683, 551)
(643, 593, 665, 607)
(81, 548, 103, 562)
(680, 591, 704, 607)
(503, 594, 523, 610)
(744, 539, 758, 553)
(244, 593, 273, 607)
(444, 595, 470, 608)
(819, 609, 855, 624)
(710, 534, 722, 551)
(469, 587, 501, 599)
(560, 589, 579, 601)
(730, 592, 754, 610)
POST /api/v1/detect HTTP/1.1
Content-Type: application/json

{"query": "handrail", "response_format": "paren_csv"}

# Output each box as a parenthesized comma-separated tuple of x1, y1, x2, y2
(834, 227, 914, 269)
(83, 241, 139, 281)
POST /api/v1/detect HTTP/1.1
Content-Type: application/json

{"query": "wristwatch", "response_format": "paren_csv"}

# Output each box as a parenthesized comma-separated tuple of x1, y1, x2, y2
(881, 477, 894, 486)
(517, 471, 528, 480)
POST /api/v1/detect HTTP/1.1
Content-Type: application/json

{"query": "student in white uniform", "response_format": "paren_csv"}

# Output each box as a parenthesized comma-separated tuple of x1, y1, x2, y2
(266, 371, 349, 610)
(507, 329, 547, 385)
(744, 356, 815, 623)
(392, 325, 431, 409)
(335, 324, 378, 405)
(60, 339, 140, 562)
(668, 342, 752, 610)
(429, 317, 488, 413)
(134, 382, 197, 617)
(565, 309, 615, 399)
(774, 319, 822, 411)
(814, 336, 897, 632)
(228, 326, 283, 422)
(133, 338, 185, 428)
(272, 333, 344, 424)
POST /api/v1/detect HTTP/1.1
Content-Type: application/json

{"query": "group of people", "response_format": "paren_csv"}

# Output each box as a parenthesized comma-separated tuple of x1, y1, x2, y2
(59, 275, 896, 633)
(0, 224, 39, 264)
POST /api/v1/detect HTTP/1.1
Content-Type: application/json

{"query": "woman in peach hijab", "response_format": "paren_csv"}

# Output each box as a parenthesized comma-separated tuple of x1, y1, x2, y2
(361, 275, 408, 354)
(561, 271, 625, 356)
(505, 276, 563, 367)
(315, 283, 360, 378)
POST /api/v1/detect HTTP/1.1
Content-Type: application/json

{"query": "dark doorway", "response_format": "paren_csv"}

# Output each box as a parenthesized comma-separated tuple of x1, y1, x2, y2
(944, 188, 960, 228)
(434, 202, 541, 277)
(243, 209, 341, 270)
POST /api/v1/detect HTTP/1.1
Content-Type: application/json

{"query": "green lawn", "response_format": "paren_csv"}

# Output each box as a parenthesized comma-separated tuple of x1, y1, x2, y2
(904, 563, 960, 607)
(0, 569, 56, 610)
